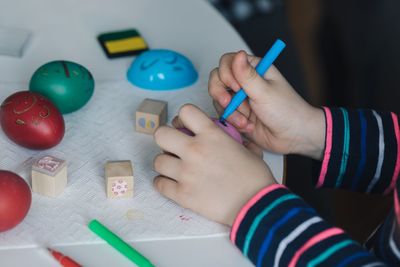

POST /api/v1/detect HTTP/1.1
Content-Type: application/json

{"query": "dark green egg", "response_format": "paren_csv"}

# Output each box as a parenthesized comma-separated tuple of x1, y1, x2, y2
(29, 60, 95, 114)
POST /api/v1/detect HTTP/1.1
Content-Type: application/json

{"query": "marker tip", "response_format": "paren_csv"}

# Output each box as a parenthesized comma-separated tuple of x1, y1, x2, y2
(219, 118, 227, 127)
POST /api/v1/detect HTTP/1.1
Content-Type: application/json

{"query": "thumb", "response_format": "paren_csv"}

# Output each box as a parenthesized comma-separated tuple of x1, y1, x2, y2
(232, 51, 269, 101)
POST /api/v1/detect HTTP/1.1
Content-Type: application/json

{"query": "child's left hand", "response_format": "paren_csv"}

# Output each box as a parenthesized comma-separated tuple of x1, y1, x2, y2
(153, 104, 277, 226)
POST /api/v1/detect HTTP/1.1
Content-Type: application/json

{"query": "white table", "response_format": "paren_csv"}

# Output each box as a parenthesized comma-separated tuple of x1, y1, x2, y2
(0, 0, 283, 266)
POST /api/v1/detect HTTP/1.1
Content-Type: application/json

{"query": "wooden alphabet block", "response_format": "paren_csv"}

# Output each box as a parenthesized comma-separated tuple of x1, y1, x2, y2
(105, 160, 134, 199)
(31, 156, 67, 197)
(135, 98, 167, 135)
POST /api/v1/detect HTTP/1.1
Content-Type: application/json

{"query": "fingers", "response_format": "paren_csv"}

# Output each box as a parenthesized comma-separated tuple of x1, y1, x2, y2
(174, 101, 250, 131)
(213, 99, 224, 114)
(212, 100, 249, 129)
(172, 116, 185, 129)
(154, 126, 191, 156)
(243, 51, 282, 81)
(218, 53, 241, 91)
(153, 176, 180, 203)
(153, 153, 182, 179)
(208, 52, 255, 108)
(208, 68, 232, 108)
(208, 52, 255, 110)
(262, 64, 284, 81)
(217, 51, 262, 91)
(231, 51, 271, 101)
(209, 52, 283, 107)
(209, 67, 252, 128)
(244, 140, 264, 158)
(178, 104, 215, 134)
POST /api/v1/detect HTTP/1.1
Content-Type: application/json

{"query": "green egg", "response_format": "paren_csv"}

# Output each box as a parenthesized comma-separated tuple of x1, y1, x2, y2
(29, 60, 95, 114)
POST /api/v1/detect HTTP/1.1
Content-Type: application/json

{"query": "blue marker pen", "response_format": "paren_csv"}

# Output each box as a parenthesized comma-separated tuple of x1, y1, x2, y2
(219, 39, 286, 124)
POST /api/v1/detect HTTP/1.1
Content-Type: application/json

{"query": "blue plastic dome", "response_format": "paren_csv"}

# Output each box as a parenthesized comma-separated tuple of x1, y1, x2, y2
(127, 49, 198, 90)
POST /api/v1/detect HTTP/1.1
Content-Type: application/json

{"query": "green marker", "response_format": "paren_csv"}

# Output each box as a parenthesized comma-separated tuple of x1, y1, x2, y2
(88, 219, 155, 267)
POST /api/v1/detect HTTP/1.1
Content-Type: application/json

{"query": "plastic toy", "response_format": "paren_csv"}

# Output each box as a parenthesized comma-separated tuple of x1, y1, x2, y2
(127, 49, 198, 90)
(178, 118, 243, 144)
(29, 60, 95, 114)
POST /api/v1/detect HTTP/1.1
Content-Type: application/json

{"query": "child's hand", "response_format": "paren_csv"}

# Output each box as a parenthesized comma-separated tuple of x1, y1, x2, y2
(209, 51, 325, 160)
(153, 104, 276, 226)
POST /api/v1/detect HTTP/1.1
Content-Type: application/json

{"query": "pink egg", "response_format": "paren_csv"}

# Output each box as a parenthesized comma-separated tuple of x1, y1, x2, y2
(212, 119, 243, 144)
(178, 118, 243, 144)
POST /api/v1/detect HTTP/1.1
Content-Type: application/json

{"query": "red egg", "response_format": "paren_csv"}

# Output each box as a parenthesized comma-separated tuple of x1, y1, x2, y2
(0, 170, 32, 232)
(0, 91, 65, 149)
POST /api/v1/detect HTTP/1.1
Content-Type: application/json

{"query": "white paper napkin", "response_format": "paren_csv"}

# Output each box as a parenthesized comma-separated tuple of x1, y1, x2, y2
(0, 80, 230, 249)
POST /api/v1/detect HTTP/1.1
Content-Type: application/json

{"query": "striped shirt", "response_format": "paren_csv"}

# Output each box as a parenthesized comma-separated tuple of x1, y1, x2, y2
(231, 108, 400, 266)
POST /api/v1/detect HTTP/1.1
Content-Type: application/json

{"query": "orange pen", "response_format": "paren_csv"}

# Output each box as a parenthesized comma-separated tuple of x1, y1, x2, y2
(47, 248, 82, 267)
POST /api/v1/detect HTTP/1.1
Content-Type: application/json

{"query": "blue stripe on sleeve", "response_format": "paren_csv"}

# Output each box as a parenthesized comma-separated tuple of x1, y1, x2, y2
(256, 208, 313, 267)
(352, 110, 367, 190)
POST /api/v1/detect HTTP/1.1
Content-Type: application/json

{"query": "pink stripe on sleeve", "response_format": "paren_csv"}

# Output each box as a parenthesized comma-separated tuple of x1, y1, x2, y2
(288, 227, 344, 267)
(316, 107, 333, 188)
(383, 113, 400, 195)
(230, 184, 285, 243)
(395, 188, 400, 225)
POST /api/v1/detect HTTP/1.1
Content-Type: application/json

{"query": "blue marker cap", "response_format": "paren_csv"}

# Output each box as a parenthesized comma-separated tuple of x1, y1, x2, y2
(220, 39, 286, 123)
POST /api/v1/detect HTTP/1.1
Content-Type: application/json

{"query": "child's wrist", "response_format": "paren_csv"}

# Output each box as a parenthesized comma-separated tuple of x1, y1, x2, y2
(226, 180, 278, 226)
(293, 107, 326, 160)
(229, 182, 282, 235)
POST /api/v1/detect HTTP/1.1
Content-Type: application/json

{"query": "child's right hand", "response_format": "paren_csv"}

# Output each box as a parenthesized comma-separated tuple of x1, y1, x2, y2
(209, 51, 326, 160)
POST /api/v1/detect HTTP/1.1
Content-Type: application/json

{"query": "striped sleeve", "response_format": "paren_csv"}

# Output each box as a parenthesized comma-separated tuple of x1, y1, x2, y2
(314, 108, 400, 194)
(372, 208, 400, 266)
(371, 177, 400, 265)
(230, 184, 387, 266)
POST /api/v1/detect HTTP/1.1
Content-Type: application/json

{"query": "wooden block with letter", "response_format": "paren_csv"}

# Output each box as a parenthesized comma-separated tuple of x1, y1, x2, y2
(105, 160, 134, 199)
(135, 98, 167, 135)
(31, 155, 67, 197)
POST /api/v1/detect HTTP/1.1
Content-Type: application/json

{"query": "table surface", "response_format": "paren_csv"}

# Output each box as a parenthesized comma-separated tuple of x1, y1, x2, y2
(0, 0, 283, 266)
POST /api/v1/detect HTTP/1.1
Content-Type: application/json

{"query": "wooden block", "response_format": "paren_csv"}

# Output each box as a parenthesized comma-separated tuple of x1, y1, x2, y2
(31, 156, 67, 197)
(135, 98, 167, 135)
(105, 160, 134, 199)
